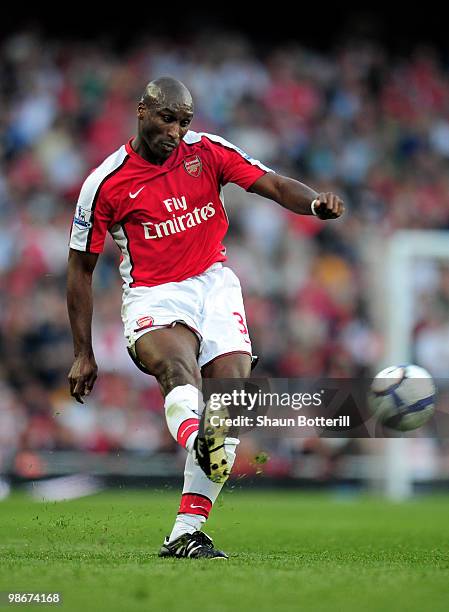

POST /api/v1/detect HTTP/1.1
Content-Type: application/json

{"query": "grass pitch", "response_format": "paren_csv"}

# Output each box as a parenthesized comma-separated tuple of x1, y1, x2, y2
(0, 488, 448, 611)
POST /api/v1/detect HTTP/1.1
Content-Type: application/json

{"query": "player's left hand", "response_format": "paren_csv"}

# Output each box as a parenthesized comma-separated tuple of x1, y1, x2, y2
(311, 193, 345, 220)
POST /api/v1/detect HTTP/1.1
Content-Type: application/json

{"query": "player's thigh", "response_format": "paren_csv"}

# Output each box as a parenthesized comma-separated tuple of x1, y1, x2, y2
(135, 324, 201, 391)
(202, 352, 251, 378)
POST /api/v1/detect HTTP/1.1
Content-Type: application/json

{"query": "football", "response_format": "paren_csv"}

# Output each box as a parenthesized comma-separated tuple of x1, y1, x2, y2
(368, 364, 436, 431)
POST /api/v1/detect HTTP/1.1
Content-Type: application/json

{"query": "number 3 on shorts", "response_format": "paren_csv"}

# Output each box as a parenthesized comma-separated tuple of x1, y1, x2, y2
(232, 311, 248, 336)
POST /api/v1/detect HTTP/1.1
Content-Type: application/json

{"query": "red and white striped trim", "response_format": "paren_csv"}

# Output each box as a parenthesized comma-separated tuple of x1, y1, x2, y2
(111, 222, 134, 287)
(176, 418, 199, 448)
(178, 493, 212, 518)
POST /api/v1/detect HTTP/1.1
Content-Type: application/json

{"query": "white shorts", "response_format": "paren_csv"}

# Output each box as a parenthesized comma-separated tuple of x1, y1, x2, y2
(121, 263, 252, 369)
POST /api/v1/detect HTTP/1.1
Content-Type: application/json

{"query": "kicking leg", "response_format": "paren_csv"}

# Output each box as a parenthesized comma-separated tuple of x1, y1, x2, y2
(196, 352, 251, 503)
(194, 352, 251, 482)
(135, 323, 235, 479)
(135, 324, 203, 453)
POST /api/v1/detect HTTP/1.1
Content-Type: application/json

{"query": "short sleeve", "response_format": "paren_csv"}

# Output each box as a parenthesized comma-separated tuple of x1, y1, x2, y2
(205, 135, 273, 190)
(69, 175, 112, 254)
(69, 145, 128, 254)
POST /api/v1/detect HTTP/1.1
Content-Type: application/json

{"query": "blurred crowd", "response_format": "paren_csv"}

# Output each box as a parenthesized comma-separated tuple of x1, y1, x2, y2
(0, 30, 448, 471)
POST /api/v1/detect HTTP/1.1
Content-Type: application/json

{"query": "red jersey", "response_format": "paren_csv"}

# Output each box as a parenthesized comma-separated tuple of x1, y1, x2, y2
(69, 131, 272, 288)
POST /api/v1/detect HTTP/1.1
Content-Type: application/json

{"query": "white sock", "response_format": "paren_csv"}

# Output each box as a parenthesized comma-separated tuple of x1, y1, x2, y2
(164, 384, 204, 453)
(169, 513, 205, 542)
(168, 438, 239, 543)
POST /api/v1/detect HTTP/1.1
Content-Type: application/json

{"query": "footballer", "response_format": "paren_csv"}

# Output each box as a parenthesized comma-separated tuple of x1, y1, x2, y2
(67, 77, 344, 559)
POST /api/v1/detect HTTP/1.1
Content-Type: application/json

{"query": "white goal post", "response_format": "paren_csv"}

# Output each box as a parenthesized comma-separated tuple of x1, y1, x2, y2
(384, 230, 449, 499)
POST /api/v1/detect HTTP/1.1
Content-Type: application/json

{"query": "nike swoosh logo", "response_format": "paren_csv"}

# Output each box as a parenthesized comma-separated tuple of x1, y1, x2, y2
(129, 186, 145, 199)
(190, 504, 206, 509)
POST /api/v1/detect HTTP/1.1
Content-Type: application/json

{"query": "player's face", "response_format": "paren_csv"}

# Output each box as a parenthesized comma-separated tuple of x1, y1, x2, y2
(138, 102, 193, 162)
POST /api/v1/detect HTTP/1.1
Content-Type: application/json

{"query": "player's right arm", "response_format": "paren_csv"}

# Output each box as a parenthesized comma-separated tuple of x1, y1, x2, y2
(66, 147, 126, 401)
(200, 132, 344, 219)
(249, 173, 344, 219)
(67, 248, 99, 404)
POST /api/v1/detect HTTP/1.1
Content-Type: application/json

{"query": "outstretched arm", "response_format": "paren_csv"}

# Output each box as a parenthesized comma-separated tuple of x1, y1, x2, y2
(249, 172, 344, 219)
(67, 248, 99, 403)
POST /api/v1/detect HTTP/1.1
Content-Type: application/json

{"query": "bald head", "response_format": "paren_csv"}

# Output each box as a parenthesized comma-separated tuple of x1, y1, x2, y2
(134, 77, 194, 164)
(141, 77, 193, 112)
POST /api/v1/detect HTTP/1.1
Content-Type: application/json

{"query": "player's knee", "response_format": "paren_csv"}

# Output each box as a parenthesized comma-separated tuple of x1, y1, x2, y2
(153, 355, 201, 393)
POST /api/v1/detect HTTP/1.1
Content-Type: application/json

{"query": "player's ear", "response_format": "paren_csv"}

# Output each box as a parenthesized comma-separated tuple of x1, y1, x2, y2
(137, 102, 146, 119)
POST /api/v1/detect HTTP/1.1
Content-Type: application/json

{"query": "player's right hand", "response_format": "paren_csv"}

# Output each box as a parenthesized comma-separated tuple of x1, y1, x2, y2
(311, 192, 345, 219)
(68, 354, 98, 404)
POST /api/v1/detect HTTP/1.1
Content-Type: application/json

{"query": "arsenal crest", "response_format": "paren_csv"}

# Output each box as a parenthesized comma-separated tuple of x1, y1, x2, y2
(183, 155, 202, 177)
(136, 316, 154, 329)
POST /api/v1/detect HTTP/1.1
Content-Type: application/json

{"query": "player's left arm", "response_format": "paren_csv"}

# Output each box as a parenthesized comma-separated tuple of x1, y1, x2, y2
(249, 173, 345, 220)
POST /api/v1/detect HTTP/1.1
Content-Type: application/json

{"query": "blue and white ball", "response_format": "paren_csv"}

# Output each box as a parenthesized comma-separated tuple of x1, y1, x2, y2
(369, 365, 436, 431)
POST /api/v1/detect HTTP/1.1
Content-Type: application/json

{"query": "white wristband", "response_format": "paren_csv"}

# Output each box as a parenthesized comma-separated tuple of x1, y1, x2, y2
(311, 199, 319, 216)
